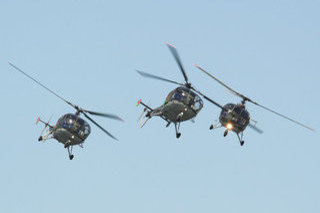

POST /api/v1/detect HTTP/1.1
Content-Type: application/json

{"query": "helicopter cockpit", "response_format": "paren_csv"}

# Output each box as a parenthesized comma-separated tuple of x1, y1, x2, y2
(220, 103, 250, 128)
(166, 86, 203, 112)
(57, 113, 91, 139)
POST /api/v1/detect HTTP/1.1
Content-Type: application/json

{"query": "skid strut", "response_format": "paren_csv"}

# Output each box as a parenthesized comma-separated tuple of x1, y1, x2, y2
(67, 146, 74, 160)
(175, 122, 181, 138)
(237, 132, 244, 146)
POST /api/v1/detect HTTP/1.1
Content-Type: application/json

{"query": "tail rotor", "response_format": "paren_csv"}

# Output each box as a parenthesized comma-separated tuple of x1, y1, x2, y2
(36, 116, 53, 142)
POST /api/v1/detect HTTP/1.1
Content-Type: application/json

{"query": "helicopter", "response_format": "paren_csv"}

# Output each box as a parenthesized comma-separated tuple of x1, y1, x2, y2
(194, 64, 315, 146)
(9, 62, 123, 160)
(136, 44, 221, 138)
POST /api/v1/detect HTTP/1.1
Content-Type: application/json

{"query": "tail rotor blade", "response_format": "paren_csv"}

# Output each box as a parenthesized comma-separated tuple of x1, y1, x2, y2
(137, 108, 147, 122)
(39, 122, 47, 136)
(38, 115, 53, 136)
(140, 116, 150, 128)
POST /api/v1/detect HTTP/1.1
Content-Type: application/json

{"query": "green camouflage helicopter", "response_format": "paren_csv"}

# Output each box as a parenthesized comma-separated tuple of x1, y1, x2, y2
(9, 63, 123, 160)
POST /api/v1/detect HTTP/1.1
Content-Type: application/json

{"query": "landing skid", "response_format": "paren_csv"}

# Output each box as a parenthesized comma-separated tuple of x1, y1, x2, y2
(67, 147, 74, 160)
(174, 122, 181, 138)
(215, 125, 245, 146)
(65, 142, 74, 160)
(237, 132, 245, 146)
(209, 123, 222, 130)
(224, 129, 228, 137)
(174, 112, 184, 139)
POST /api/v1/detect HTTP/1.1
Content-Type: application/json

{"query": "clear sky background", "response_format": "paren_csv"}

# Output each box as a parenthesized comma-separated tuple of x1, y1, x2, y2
(0, 1, 319, 212)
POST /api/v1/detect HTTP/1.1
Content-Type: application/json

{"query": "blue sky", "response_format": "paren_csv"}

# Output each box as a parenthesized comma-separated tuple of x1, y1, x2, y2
(1, 1, 319, 212)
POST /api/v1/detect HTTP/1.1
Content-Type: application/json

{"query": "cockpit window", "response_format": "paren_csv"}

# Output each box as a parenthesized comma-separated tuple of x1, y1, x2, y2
(84, 123, 90, 135)
(240, 109, 250, 120)
(192, 95, 203, 111)
(164, 91, 174, 105)
(168, 87, 203, 112)
(234, 106, 242, 114)
(57, 114, 91, 138)
(174, 89, 187, 102)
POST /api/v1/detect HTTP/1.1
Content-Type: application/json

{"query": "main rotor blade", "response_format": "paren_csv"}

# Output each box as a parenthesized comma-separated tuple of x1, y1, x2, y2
(166, 43, 189, 84)
(83, 110, 124, 122)
(9, 62, 75, 108)
(136, 70, 184, 86)
(194, 64, 247, 100)
(82, 112, 119, 141)
(251, 102, 315, 132)
(191, 86, 224, 109)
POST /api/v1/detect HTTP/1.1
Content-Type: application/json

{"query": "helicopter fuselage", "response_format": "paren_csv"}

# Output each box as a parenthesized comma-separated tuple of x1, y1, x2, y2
(136, 44, 208, 138)
(156, 100, 197, 122)
(151, 86, 203, 123)
(52, 113, 91, 146)
(219, 103, 250, 133)
(53, 127, 85, 146)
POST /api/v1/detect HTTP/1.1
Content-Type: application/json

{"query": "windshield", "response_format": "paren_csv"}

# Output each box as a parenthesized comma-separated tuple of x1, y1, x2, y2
(57, 114, 91, 138)
(192, 95, 203, 112)
(220, 104, 250, 125)
(168, 87, 203, 112)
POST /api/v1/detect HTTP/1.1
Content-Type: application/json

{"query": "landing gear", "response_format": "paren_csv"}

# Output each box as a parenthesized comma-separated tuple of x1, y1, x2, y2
(175, 122, 181, 139)
(38, 136, 43, 141)
(237, 132, 244, 146)
(224, 129, 228, 137)
(176, 112, 183, 122)
(209, 123, 221, 131)
(66, 143, 74, 160)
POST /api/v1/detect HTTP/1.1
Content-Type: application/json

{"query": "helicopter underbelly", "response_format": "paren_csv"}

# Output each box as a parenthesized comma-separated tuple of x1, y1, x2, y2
(53, 128, 86, 146)
(219, 116, 249, 133)
(162, 101, 197, 122)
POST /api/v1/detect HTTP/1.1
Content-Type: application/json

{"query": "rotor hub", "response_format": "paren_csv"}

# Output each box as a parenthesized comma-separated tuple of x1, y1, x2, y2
(185, 82, 192, 89)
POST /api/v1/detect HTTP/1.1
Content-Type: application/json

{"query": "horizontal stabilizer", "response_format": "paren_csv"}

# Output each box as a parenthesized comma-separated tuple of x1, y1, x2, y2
(248, 123, 263, 134)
